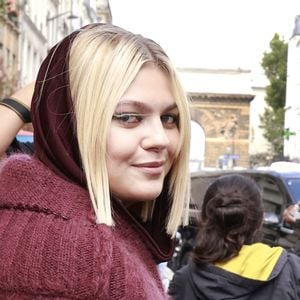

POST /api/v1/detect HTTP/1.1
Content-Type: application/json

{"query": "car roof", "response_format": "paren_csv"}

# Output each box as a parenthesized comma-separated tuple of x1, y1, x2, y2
(190, 169, 300, 214)
(191, 169, 300, 180)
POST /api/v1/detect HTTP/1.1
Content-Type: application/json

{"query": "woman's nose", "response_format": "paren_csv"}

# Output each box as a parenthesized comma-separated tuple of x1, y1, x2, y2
(141, 119, 169, 150)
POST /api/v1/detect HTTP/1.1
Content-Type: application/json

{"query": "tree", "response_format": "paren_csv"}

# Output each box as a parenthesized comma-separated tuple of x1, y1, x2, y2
(260, 33, 288, 159)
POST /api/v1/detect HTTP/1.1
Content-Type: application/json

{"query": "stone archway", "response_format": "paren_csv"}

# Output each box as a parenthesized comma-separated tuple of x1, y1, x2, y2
(189, 92, 254, 169)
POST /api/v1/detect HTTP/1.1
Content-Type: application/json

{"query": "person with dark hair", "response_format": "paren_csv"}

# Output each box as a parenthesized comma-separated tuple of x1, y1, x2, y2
(168, 174, 300, 300)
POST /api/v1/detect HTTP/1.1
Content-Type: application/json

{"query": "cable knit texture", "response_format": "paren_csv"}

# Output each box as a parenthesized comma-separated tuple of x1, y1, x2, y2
(0, 155, 167, 299)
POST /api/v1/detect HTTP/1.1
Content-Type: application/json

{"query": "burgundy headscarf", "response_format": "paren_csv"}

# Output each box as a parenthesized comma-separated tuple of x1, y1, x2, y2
(31, 28, 84, 186)
(30, 24, 175, 262)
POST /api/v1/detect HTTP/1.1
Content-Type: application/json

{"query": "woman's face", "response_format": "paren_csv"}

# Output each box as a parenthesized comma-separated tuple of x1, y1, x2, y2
(106, 64, 179, 203)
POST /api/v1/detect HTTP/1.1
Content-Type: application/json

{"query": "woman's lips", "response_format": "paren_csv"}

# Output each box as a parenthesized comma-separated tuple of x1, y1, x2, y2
(132, 161, 165, 175)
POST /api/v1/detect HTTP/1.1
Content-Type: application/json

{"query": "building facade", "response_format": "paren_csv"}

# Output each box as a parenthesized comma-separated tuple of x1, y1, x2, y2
(0, 0, 112, 90)
(17, 0, 111, 86)
(190, 92, 253, 169)
(178, 67, 263, 170)
(284, 15, 300, 161)
(0, 0, 18, 97)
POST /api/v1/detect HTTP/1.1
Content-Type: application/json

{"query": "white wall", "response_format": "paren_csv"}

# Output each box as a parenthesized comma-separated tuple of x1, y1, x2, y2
(249, 73, 270, 155)
(189, 120, 205, 172)
(284, 32, 300, 160)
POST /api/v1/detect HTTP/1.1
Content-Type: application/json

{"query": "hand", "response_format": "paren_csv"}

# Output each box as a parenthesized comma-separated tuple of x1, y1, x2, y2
(282, 204, 299, 224)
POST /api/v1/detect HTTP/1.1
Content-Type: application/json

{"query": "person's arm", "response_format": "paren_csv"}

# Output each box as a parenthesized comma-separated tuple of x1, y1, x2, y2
(0, 82, 34, 156)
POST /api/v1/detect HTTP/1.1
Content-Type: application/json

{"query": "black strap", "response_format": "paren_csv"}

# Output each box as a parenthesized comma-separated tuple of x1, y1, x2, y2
(0, 98, 31, 123)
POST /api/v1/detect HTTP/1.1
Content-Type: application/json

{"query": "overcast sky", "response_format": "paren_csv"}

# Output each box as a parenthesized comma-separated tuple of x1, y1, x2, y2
(109, 0, 300, 71)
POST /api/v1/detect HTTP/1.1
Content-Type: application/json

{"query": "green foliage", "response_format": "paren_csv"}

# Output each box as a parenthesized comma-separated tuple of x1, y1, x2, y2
(0, 0, 5, 15)
(260, 33, 287, 158)
(261, 34, 288, 81)
(259, 107, 284, 155)
(283, 128, 296, 140)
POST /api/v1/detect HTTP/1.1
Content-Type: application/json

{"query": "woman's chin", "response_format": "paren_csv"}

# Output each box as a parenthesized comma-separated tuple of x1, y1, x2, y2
(120, 191, 162, 204)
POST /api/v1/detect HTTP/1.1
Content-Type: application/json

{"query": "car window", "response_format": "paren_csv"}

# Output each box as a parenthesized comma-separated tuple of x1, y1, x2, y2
(190, 174, 219, 224)
(285, 178, 300, 204)
(250, 176, 283, 216)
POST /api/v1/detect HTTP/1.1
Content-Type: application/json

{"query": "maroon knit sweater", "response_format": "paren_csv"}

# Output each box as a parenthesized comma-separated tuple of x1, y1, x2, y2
(0, 155, 168, 299)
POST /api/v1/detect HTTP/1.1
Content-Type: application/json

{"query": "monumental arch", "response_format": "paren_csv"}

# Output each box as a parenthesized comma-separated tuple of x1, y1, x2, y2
(189, 92, 254, 169)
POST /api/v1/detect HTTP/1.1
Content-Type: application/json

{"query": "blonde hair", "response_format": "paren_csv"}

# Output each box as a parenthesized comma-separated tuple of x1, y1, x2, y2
(69, 24, 191, 237)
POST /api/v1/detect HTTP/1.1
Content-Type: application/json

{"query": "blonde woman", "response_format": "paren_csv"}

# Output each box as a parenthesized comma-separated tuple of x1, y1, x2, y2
(0, 23, 191, 299)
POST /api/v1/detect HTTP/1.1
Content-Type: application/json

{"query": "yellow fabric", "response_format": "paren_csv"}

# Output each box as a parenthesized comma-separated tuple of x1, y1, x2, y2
(214, 243, 283, 281)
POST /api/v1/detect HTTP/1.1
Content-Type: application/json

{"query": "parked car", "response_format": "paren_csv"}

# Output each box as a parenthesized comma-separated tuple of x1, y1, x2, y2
(168, 168, 300, 271)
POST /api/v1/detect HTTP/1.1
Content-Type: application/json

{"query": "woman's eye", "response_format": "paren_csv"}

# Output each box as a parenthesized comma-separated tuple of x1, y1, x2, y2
(112, 113, 142, 124)
(161, 114, 179, 127)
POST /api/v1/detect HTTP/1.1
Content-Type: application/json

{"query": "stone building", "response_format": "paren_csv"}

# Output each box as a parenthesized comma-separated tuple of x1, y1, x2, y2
(190, 92, 254, 169)
(17, 0, 111, 86)
(96, 0, 112, 23)
(0, 0, 112, 88)
(178, 67, 256, 170)
(0, 0, 18, 97)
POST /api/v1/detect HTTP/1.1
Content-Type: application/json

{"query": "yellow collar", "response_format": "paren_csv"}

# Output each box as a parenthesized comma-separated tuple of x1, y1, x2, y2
(214, 243, 283, 280)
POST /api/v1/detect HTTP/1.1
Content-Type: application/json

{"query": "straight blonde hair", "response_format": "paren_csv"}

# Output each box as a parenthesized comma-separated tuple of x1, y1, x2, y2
(69, 24, 191, 237)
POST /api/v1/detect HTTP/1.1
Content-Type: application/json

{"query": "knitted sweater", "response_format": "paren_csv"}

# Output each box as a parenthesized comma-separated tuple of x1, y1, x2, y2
(0, 155, 168, 299)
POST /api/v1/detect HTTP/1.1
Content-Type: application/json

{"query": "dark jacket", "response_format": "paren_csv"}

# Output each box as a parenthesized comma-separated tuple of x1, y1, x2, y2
(6, 139, 34, 155)
(168, 243, 300, 300)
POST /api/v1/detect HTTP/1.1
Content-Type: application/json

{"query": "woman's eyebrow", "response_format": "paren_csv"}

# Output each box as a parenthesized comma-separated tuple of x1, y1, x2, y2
(164, 103, 178, 111)
(116, 100, 178, 112)
(116, 100, 148, 110)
